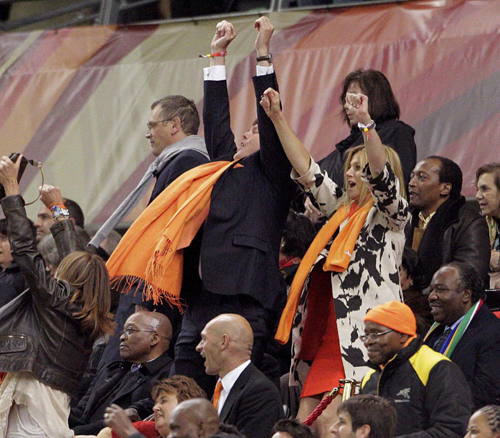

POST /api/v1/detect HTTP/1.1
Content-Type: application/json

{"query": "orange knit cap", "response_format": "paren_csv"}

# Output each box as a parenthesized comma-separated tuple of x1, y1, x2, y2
(364, 301, 417, 337)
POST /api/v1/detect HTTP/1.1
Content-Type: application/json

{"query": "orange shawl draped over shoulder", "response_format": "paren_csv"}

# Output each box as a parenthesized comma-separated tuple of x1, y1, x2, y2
(275, 199, 374, 343)
(106, 160, 240, 310)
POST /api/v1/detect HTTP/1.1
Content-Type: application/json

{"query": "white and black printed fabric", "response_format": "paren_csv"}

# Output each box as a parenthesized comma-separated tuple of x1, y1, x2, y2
(288, 159, 411, 386)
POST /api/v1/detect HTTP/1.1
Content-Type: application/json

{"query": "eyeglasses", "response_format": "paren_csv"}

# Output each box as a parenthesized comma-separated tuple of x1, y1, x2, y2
(147, 118, 172, 131)
(360, 329, 393, 343)
(121, 328, 157, 337)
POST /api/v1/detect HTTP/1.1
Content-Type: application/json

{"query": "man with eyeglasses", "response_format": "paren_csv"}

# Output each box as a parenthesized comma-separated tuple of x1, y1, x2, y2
(70, 311, 173, 435)
(94, 95, 209, 370)
(423, 262, 500, 409)
(360, 301, 471, 438)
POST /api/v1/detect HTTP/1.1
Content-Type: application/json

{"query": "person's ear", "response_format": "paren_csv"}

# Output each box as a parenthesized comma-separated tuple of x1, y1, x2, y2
(170, 117, 181, 135)
(462, 288, 472, 304)
(150, 332, 160, 348)
(220, 333, 230, 351)
(355, 424, 371, 438)
(440, 182, 451, 197)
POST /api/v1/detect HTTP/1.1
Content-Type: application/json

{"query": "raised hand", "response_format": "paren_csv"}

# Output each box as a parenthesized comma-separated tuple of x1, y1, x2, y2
(254, 16, 274, 59)
(211, 20, 236, 53)
(39, 185, 64, 208)
(260, 87, 281, 120)
(0, 155, 22, 196)
(345, 92, 371, 125)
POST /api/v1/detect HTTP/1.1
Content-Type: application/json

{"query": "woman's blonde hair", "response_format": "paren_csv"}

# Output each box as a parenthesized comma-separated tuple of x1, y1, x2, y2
(339, 144, 406, 208)
(57, 251, 114, 342)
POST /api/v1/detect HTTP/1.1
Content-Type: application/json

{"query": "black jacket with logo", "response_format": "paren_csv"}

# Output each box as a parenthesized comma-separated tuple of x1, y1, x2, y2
(361, 338, 472, 438)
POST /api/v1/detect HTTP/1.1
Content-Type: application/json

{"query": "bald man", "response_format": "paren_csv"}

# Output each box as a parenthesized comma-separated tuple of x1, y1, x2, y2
(168, 398, 220, 438)
(196, 314, 283, 438)
(70, 311, 173, 435)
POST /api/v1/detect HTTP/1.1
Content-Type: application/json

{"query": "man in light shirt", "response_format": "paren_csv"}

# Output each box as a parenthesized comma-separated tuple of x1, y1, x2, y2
(196, 314, 283, 438)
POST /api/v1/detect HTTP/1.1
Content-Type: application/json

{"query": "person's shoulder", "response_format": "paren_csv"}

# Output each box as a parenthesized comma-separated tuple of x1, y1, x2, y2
(169, 148, 209, 164)
(474, 304, 500, 329)
(377, 118, 415, 137)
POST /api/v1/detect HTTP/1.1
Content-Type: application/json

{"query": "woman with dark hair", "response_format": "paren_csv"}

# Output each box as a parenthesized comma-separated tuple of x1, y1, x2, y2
(0, 155, 114, 437)
(476, 163, 500, 289)
(465, 405, 500, 438)
(319, 69, 416, 190)
(261, 88, 410, 437)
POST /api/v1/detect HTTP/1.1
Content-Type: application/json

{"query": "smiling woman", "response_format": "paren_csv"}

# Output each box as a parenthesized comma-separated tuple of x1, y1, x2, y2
(100, 375, 206, 438)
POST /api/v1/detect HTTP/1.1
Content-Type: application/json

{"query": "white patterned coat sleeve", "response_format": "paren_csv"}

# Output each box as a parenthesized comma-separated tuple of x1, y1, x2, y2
(292, 159, 344, 217)
(362, 162, 409, 232)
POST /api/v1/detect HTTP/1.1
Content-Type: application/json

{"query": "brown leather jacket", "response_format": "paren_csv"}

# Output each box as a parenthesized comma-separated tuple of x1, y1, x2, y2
(0, 194, 92, 396)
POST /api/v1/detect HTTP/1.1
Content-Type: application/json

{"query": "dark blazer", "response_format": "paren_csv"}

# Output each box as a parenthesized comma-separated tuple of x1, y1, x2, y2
(200, 73, 295, 310)
(70, 350, 172, 435)
(219, 363, 284, 438)
(424, 303, 500, 409)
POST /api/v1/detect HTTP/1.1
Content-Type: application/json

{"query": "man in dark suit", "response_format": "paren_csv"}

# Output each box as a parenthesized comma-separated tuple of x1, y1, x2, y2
(98, 95, 209, 367)
(424, 262, 500, 409)
(70, 311, 173, 435)
(172, 17, 295, 396)
(196, 314, 284, 438)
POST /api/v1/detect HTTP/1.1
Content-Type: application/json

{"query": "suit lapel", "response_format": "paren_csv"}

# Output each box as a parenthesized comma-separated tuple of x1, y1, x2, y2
(219, 363, 254, 422)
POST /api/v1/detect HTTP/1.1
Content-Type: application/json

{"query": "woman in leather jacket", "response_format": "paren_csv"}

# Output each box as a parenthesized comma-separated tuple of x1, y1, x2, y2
(0, 155, 114, 437)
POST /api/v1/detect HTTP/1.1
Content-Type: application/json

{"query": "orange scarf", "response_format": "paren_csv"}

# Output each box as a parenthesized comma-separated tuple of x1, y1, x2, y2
(106, 160, 240, 310)
(275, 199, 374, 344)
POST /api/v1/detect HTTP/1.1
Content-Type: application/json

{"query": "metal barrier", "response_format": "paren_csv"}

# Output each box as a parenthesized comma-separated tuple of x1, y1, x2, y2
(0, 0, 412, 32)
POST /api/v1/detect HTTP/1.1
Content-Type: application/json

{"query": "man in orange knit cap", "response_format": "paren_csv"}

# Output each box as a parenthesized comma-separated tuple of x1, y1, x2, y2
(360, 301, 471, 438)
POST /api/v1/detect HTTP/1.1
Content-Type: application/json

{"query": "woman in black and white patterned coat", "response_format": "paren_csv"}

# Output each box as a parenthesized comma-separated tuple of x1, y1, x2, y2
(261, 89, 411, 435)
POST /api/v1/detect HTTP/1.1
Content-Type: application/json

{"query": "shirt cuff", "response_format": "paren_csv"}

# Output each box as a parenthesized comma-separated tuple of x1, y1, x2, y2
(256, 65, 274, 76)
(292, 158, 321, 189)
(204, 65, 226, 81)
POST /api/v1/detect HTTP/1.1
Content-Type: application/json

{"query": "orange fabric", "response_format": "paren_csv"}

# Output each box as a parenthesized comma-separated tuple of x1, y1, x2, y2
(106, 160, 240, 308)
(212, 380, 223, 409)
(300, 268, 345, 397)
(364, 301, 417, 337)
(275, 199, 374, 344)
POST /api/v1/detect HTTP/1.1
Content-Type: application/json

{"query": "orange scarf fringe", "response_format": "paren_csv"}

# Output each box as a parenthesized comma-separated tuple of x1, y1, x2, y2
(275, 199, 374, 344)
(106, 160, 240, 310)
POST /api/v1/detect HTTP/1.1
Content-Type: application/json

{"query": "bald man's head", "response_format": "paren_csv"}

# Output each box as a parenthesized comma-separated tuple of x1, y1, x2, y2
(196, 314, 253, 377)
(168, 398, 219, 438)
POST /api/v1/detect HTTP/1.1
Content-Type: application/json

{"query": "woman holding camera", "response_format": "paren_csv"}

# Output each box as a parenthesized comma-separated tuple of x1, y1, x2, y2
(0, 155, 114, 437)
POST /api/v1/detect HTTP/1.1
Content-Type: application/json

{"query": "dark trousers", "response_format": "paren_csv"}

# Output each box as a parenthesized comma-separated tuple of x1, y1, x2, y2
(171, 290, 275, 398)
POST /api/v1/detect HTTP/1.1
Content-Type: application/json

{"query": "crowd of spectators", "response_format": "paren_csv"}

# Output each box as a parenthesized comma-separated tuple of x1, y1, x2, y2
(1, 14, 500, 438)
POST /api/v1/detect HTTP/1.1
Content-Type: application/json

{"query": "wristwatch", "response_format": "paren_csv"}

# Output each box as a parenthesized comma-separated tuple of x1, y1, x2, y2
(256, 53, 272, 62)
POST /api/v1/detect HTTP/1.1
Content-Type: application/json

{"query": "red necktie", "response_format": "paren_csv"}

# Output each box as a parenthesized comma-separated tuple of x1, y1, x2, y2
(212, 380, 223, 409)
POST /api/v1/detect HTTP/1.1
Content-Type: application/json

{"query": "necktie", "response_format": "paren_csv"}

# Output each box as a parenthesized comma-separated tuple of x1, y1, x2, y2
(433, 327, 452, 353)
(212, 381, 223, 409)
